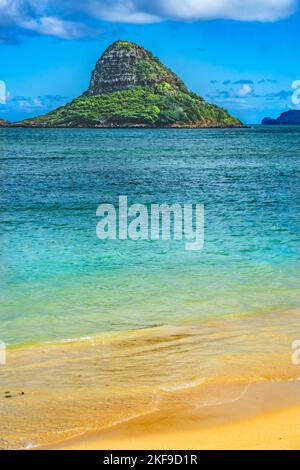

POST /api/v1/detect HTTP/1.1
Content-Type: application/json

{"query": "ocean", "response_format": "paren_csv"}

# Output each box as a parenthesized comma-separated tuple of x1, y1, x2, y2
(1, 126, 299, 448)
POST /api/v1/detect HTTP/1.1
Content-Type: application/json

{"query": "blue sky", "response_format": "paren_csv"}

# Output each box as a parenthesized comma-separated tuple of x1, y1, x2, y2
(0, 0, 299, 123)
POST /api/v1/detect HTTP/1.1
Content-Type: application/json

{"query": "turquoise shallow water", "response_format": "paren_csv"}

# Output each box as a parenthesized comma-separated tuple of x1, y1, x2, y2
(1, 126, 299, 346)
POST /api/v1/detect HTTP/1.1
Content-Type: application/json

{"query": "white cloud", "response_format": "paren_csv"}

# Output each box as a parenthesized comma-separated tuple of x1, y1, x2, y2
(236, 83, 254, 97)
(161, 0, 296, 21)
(21, 16, 96, 39)
(5, 94, 69, 111)
(0, 0, 101, 40)
(209, 83, 255, 100)
(81, 1, 161, 23)
(79, 0, 297, 23)
(0, 0, 297, 42)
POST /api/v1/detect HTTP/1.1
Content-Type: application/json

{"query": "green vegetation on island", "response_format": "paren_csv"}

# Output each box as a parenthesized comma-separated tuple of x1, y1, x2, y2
(17, 40, 242, 128)
(20, 85, 241, 128)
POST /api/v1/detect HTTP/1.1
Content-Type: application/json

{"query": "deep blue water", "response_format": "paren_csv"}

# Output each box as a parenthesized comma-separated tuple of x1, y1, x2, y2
(1, 126, 299, 346)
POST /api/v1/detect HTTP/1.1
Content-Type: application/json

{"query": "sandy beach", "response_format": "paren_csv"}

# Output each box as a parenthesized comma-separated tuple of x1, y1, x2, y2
(1, 310, 299, 450)
(51, 380, 300, 450)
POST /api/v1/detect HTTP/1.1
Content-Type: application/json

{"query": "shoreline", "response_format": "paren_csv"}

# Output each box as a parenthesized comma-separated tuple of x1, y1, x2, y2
(0, 123, 249, 129)
(48, 379, 300, 450)
(1, 310, 300, 450)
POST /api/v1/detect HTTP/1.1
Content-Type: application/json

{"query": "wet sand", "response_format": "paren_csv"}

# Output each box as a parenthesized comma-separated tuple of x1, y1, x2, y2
(51, 380, 300, 450)
(1, 310, 299, 449)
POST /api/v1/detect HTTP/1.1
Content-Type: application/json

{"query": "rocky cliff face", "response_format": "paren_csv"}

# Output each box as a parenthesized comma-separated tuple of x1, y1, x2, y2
(88, 40, 187, 95)
(262, 110, 300, 125)
(17, 40, 243, 128)
(0, 118, 10, 127)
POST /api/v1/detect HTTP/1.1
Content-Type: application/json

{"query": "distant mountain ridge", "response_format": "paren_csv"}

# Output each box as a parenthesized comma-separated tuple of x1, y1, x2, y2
(262, 110, 300, 125)
(14, 40, 242, 128)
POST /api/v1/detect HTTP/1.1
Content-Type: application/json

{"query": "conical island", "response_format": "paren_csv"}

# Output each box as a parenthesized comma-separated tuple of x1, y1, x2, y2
(15, 40, 242, 128)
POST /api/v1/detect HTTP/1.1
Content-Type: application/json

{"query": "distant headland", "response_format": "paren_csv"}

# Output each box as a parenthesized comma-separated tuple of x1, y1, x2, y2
(0, 40, 243, 129)
(262, 110, 300, 125)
